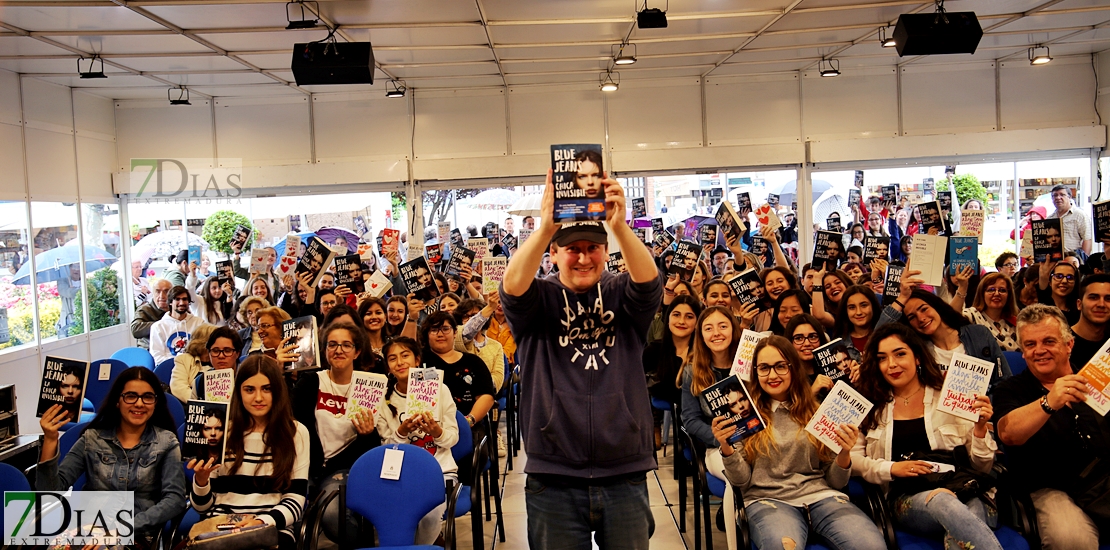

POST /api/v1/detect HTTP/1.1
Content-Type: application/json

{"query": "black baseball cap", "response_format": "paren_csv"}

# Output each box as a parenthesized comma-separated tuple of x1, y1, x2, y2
(552, 222, 608, 247)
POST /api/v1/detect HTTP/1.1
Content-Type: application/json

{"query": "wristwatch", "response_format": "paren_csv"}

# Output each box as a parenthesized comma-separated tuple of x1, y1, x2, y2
(465, 414, 476, 426)
(812, 285, 824, 292)
(1039, 395, 1057, 415)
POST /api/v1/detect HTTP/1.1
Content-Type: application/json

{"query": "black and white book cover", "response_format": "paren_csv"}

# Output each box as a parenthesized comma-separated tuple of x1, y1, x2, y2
(633, 228, 648, 244)
(814, 338, 853, 382)
(216, 260, 234, 287)
(37, 356, 89, 419)
(848, 188, 861, 206)
(607, 251, 627, 274)
(631, 197, 647, 218)
(854, 170, 865, 187)
(502, 233, 518, 254)
(937, 189, 952, 212)
(551, 143, 606, 222)
(826, 213, 842, 233)
(813, 230, 842, 271)
(1095, 201, 1110, 243)
(749, 235, 773, 268)
(182, 400, 229, 464)
(334, 254, 365, 294)
(443, 245, 476, 279)
(400, 256, 441, 302)
(282, 315, 319, 372)
(651, 218, 665, 233)
(1031, 218, 1064, 263)
(918, 201, 945, 235)
(295, 236, 337, 288)
(715, 201, 746, 247)
(652, 230, 675, 255)
(701, 375, 765, 444)
(699, 224, 718, 248)
(736, 192, 752, 213)
(882, 185, 898, 204)
(882, 264, 905, 304)
(669, 240, 700, 282)
(863, 235, 890, 263)
(727, 269, 762, 307)
(767, 194, 779, 208)
(450, 228, 465, 249)
(229, 224, 252, 252)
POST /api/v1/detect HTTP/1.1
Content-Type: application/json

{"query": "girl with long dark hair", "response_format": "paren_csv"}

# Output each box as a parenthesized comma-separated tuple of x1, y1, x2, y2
(37, 367, 186, 548)
(643, 295, 702, 449)
(833, 285, 881, 353)
(785, 314, 833, 397)
(1036, 261, 1081, 326)
(357, 296, 389, 358)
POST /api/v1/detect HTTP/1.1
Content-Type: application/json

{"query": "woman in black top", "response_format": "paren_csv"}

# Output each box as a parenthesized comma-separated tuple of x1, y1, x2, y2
(642, 295, 702, 449)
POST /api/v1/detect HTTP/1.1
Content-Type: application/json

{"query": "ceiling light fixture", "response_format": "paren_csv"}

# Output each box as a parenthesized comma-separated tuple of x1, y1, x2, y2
(613, 42, 637, 65)
(600, 71, 619, 92)
(77, 55, 106, 79)
(819, 58, 841, 77)
(1029, 45, 1052, 65)
(286, 0, 320, 30)
(637, 0, 668, 29)
(386, 79, 407, 98)
(168, 87, 191, 106)
(879, 27, 897, 48)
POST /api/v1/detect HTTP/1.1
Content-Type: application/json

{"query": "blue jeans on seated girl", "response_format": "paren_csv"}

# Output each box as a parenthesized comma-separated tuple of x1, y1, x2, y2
(892, 490, 1001, 550)
(746, 495, 887, 550)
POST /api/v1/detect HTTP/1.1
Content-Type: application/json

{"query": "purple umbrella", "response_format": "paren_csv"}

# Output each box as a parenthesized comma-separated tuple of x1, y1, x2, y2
(315, 227, 359, 254)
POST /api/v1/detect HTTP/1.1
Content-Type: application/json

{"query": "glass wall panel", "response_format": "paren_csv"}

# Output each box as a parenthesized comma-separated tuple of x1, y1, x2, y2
(79, 202, 122, 333)
(29, 201, 84, 341)
(0, 201, 34, 353)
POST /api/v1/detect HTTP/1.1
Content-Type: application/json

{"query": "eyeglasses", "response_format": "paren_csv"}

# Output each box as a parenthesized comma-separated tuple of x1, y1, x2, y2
(429, 325, 453, 335)
(984, 287, 1008, 294)
(1002, 262, 1019, 269)
(755, 362, 790, 377)
(121, 392, 157, 404)
(326, 342, 356, 352)
(209, 348, 238, 357)
(792, 333, 821, 345)
(257, 323, 275, 330)
(1052, 273, 1075, 282)
(1051, 192, 1069, 199)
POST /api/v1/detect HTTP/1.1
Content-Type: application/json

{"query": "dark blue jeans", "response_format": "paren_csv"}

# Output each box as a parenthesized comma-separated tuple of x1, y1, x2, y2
(525, 473, 654, 550)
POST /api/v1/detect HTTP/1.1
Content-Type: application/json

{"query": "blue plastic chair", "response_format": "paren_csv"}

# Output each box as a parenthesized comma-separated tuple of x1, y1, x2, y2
(346, 444, 450, 549)
(111, 347, 155, 370)
(1003, 351, 1026, 377)
(165, 395, 185, 429)
(84, 358, 129, 410)
(0, 462, 30, 537)
(154, 358, 176, 386)
(58, 421, 89, 490)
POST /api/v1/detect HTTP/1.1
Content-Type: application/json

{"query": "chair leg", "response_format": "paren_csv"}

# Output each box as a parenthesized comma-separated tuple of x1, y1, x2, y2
(691, 469, 701, 550)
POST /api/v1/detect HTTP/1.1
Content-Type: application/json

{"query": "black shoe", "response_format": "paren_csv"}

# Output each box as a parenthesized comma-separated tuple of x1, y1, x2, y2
(716, 506, 725, 532)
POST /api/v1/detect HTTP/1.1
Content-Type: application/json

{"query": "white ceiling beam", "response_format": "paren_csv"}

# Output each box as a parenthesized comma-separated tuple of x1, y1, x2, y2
(473, 0, 506, 88)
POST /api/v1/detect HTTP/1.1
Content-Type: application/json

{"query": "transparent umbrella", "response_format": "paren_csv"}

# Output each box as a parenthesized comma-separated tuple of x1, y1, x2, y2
(132, 230, 208, 264)
(458, 189, 521, 210)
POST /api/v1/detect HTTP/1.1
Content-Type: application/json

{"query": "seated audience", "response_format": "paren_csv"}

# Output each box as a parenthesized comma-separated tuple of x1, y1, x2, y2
(150, 285, 207, 364)
(1069, 273, 1110, 370)
(132, 278, 171, 349)
(962, 272, 1020, 352)
(169, 323, 216, 402)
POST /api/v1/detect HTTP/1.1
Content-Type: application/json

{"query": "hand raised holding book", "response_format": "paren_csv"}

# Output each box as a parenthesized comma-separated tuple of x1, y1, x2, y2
(711, 415, 737, 457)
(187, 457, 221, 486)
(275, 339, 300, 364)
(811, 374, 834, 397)
(351, 409, 376, 436)
(972, 394, 993, 438)
(296, 272, 316, 304)
(758, 224, 778, 245)
(736, 302, 758, 330)
(896, 269, 924, 304)
(832, 423, 859, 468)
(406, 294, 424, 319)
(39, 404, 70, 442)
(1046, 374, 1089, 410)
(541, 168, 557, 229)
(334, 284, 352, 299)
(602, 176, 626, 228)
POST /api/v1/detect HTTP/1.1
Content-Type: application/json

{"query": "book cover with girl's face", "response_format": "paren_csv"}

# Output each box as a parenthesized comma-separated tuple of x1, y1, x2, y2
(182, 400, 229, 464)
(551, 144, 605, 222)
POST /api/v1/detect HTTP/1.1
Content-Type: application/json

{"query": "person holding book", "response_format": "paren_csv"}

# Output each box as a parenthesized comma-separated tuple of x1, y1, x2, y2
(357, 297, 389, 359)
(190, 275, 233, 326)
(169, 323, 216, 403)
(150, 285, 208, 365)
(715, 335, 887, 550)
(1048, 184, 1092, 256)
(247, 275, 274, 307)
(810, 267, 853, 329)
(500, 165, 662, 548)
(231, 242, 279, 295)
(1037, 261, 1082, 326)
(879, 273, 1010, 384)
(833, 285, 881, 354)
(235, 295, 268, 356)
(691, 259, 711, 297)
(277, 272, 318, 320)
(455, 297, 506, 394)
(377, 337, 459, 545)
(253, 306, 298, 365)
(680, 305, 743, 549)
(962, 272, 1020, 352)
(702, 278, 732, 309)
(994, 304, 1104, 549)
(784, 314, 835, 396)
(644, 295, 702, 451)
(188, 355, 310, 550)
(37, 367, 186, 548)
(852, 323, 1002, 550)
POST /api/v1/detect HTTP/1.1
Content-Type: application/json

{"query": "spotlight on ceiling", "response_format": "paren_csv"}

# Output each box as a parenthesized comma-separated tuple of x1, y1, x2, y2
(386, 79, 407, 98)
(600, 71, 619, 92)
(1029, 45, 1052, 65)
(819, 58, 841, 77)
(77, 55, 106, 79)
(879, 27, 897, 48)
(637, 1, 668, 29)
(168, 87, 191, 106)
(286, 0, 320, 30)
(613, 42, 637, 65)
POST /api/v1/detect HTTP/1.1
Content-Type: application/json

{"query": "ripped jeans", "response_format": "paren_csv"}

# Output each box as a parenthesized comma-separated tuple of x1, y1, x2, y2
(892, 490, 1002, 550)
(745, 495, 887, 550)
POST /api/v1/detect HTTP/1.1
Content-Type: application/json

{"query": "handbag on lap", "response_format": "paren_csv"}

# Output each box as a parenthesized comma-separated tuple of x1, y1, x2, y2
(183, 514, 279, 550)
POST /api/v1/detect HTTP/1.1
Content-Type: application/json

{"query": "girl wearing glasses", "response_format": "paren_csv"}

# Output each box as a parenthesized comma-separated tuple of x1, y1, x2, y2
(962, 272, 1020, 351)
(189, 355, 310, 550)
(679, 305, 743, 549)
(715, 336, 887, 550)
(879, 271, 1010, 386)
(293, 322, 381, 546)
(784, 314, 834, 397)
(172, 326, 244, 402)
(1036, 261, 1081, 326)
(37, 367, 186, 549)
(852, 324, 1001, 550)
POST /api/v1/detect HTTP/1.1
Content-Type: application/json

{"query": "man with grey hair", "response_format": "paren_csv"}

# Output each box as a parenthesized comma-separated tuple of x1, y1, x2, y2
(994, 303, 1104, 549)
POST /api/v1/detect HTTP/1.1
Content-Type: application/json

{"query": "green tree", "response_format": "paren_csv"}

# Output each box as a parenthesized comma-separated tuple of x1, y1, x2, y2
(390, 192, 406, 224)
(202, 210, 254, 255)
(937, 174, 988, 208)
(72, 268, 120, 334)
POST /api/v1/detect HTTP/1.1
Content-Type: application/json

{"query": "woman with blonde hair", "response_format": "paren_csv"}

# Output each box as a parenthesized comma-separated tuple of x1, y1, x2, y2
(963, 272, 1019, 351)
(169, 323, 216, 402)
(716, 336, 886, 550)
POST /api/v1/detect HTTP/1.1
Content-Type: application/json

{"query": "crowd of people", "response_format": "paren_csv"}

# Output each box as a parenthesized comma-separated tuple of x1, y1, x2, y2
(32, 169, 1110, 550)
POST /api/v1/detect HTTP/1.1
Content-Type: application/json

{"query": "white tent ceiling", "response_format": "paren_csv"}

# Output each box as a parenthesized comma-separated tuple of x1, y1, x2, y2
(0, 0, 1108, 100)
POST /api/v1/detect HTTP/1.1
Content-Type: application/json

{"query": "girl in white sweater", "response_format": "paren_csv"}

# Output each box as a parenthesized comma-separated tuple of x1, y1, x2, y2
(377, 336, 459, 545)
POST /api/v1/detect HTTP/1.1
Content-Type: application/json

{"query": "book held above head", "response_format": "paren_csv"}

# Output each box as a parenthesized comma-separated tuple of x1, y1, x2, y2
(551, 143, 606, 222)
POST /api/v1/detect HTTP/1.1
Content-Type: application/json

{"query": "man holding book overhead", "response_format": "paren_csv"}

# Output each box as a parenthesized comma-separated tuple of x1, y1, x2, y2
(501, 161, 662, 549)
(1049, 185, 1092, 256)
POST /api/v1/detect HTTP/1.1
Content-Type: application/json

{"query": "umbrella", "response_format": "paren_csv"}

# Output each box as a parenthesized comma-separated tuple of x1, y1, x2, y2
(764, 179, 835, 209)
(813, 189, 850, 228)
(458, 188, 521, 210)
(508, 193, 542, 217)
(132, 230, 208, 264)
(315, 227, 359, 254)
(273, 231, 317, 257)
(12, 242, 116, 285)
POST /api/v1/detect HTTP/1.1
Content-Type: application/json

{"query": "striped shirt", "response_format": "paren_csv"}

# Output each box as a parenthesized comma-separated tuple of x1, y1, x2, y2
(192, 422, 310, 539)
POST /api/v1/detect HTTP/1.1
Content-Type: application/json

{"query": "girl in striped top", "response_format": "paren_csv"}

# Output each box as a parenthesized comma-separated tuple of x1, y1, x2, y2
(188, 355, 310, 550)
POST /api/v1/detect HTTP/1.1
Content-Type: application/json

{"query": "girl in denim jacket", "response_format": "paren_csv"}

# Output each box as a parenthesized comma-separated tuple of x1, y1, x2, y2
(38, 367, 187, 549)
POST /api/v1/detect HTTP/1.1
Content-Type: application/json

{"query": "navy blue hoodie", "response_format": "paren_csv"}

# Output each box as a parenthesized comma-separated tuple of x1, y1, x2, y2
(500, 270, 662, 478)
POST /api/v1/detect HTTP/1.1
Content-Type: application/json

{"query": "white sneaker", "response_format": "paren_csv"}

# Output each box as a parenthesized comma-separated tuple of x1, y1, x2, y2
(497, 431, 507, 458)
